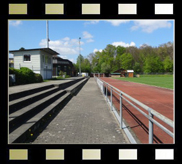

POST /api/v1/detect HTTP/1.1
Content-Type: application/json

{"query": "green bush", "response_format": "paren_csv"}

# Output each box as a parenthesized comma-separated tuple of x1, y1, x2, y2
(34, 73, 43, 83)
(9, 67, 16, 74)
(65, 75, 70, 78)
(59, 70, 64, 76)
(9, 67, 43, 85)
(9, 68, 22, 85)
(19, 67, 35, 84)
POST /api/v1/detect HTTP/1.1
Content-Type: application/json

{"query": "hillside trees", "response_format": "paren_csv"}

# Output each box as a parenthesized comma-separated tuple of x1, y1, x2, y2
(74, 41, 173, 74)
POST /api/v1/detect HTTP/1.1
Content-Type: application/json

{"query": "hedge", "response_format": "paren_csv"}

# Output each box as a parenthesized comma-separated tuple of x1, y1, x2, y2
(34, 73, 43, 83)
(9, 67, 43, 86)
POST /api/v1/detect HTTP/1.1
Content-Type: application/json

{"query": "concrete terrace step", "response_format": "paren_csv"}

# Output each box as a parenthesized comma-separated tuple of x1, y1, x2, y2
(53, 77, 84, 88)
(9, 78, 85, 113)
(9, 86, 59, 113)
(9, 84, 55, 101)
(65, 78, 88, 95)
(8, 78, 83, 101)
(9, 92, 71, 143)
(9, 90, 67, 132)
(9, 77, 89, 143)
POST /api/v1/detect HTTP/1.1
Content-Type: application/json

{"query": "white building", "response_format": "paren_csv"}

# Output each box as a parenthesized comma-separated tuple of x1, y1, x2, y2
(9, 48, 59, 79)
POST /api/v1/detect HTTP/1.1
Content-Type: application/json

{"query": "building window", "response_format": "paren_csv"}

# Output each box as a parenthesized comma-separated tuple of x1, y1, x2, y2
(64, 66, 67, 71)
(48, 56, 51, 64)
(24, 54, 31, 61)
(45, 55, 48, 64)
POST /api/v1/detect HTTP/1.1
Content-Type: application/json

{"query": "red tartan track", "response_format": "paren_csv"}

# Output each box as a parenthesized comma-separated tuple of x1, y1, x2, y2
(100, 77, 174, 144)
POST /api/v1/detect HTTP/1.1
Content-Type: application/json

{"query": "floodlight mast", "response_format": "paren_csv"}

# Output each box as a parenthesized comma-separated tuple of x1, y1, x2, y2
(79, 37, 81, 76)
(46, 20, 49, 48)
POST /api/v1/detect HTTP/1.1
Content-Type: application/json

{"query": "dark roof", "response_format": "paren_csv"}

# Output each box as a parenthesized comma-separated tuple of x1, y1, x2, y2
(110, 73, 121, 75)
(53, 55, 73, 65)
(9, 48, 59, 55)
(53, 55, 63, 59)
(113, 68, 126, 73)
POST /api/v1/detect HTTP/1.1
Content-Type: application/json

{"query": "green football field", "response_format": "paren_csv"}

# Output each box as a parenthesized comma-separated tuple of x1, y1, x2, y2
(113, 74, 174, 89)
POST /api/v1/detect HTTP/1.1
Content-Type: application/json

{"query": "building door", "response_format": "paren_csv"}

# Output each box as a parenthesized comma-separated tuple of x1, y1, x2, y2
(128, 72, 133, 77)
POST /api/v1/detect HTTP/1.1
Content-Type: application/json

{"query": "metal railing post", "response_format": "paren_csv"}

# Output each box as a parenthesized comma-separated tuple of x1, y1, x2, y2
(120, 93, 123, 129)
(149, 108, 153, 144)
(96, 77, 174, 143)
(110, 86, 113, 111)
(106, 84, 108, 101)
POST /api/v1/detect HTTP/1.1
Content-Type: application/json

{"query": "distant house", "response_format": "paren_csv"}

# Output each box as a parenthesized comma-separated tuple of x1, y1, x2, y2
(127, 70, 134, 77)
(9, 48, 59, 79)
(9, 58, 14, 68)
(52, 55, 76, 77)
(111, 68, 134, 77)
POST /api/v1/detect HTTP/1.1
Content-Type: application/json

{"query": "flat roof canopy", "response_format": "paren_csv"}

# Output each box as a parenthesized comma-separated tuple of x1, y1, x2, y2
(9, 48, 59, 55)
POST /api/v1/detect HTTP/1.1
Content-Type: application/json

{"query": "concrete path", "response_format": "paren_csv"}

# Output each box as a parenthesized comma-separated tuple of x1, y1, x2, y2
(33, 78, 128, 144)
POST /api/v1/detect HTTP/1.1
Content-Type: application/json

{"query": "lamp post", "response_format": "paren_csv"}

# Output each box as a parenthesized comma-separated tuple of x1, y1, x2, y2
(46, 20, 50, 48)
(79, 37, 81, 76)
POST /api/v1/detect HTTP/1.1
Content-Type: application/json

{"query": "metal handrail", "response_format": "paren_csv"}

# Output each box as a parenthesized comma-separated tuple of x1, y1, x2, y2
(95, 76, 174, 144)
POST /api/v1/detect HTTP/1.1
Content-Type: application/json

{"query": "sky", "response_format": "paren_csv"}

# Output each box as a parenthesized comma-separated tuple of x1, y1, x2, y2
(9, 20, 174, 63)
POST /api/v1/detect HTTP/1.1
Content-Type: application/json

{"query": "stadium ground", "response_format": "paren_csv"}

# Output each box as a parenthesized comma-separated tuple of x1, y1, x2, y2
(113, 74, 173, 89)
(101, 77, 174, 144)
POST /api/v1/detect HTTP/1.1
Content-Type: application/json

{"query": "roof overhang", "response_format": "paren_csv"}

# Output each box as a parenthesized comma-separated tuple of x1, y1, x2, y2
(127, 70, 134, 72)
(9, 48, 59, 55)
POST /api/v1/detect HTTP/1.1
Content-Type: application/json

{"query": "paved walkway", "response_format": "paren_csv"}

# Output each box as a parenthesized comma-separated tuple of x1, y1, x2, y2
(33, 78, 128, 144)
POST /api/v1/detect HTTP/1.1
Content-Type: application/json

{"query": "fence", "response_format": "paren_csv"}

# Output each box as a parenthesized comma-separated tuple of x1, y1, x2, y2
(92, 72, 173, 78)
(95, 76, 174, 144)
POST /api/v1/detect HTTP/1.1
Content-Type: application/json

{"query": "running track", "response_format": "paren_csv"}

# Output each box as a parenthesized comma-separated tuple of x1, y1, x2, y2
(100, 77, 174, 144)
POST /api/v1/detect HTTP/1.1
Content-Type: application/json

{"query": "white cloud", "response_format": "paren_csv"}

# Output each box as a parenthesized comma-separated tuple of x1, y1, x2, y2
(93, 48, 102, 53)
(105, 20, 130, 26)
(139, 43, 150, 48)
(84, 20, 130, 26)
(9, 20, 22, 27)
(131, 20, 172, 33)
(69, 58, 75, 63)
(57, 55, 75, 63)
(86, 39, 94, 43)
(82, 31, 94, 43)
(84, 20, 100, 25)
(112, 41, 136, 47)
(39, 37, 84, 56)
(83, 31, 93, 39)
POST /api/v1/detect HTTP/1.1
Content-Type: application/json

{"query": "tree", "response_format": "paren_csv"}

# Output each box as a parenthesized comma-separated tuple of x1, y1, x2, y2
(101, 62, 111, 74)
(163, 56, 173, 72)
(133, 62, 142, 73)
(120, 53, 134, 70)
(116, 46, 126, 55)
(89, 42, 173, 74)
(19, 47, 25, 50)
(82, 58, 92, 74)
(75, 54, 92, 74)
(76, 54, 84, 66)
(87, 52, 95, 63)
(144, 55, 164, 73)
(91, 51, 102, 73)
